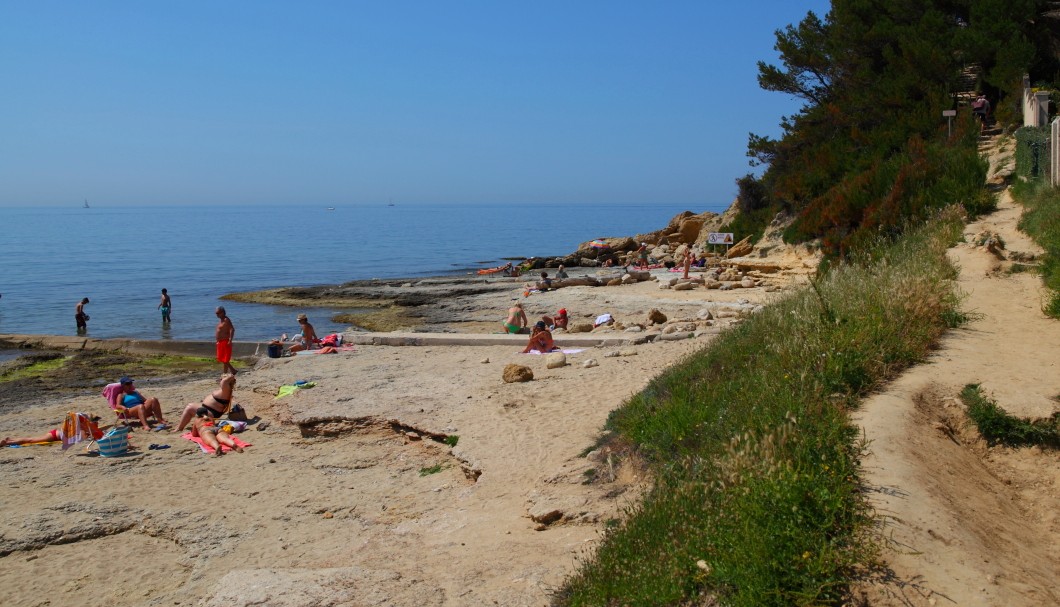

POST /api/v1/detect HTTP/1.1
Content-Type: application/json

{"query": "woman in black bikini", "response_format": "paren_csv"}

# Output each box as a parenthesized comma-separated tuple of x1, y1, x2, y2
(175, 374, 236, 432)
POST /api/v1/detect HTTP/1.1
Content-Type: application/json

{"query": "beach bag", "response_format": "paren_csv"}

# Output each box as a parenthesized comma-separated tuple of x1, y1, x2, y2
(267, 341, 283, 358)
(228, 404, 248, 422)
(97, 426, 130, 457)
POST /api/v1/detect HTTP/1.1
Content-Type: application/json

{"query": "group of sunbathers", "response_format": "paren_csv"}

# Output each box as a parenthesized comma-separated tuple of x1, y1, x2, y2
(3, 373, 246, 457)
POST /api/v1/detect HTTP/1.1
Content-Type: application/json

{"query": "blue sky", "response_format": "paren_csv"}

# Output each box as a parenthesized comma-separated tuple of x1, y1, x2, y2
(0, 1, 830, 207)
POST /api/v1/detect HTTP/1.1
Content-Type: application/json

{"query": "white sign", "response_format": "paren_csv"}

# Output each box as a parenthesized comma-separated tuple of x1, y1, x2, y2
(707, 232, 734, 245)
(942, 110, 957, 117)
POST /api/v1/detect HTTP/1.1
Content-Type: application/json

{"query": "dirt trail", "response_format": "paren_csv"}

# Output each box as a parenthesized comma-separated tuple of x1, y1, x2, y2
(854, 137, 1060, 606)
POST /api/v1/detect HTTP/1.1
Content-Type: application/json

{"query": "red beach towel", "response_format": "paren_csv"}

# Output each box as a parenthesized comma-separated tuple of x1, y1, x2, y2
(182, 432, 252, 454)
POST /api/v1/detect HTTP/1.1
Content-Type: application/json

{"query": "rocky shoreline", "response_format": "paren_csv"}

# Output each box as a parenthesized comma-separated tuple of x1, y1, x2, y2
(220, 206, 815, 332)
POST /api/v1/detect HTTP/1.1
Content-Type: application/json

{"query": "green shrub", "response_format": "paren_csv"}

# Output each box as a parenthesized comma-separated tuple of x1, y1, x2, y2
(961, 384, 1060, 448)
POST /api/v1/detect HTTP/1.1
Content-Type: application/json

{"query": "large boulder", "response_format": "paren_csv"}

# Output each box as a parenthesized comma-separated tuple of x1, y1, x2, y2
(503, 364, 534, 383)
(726, 236, 754, 258)
(671, 217, 704, 244)
(545, 353, 567, 369)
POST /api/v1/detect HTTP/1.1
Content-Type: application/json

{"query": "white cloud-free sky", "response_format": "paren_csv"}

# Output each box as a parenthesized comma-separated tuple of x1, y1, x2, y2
(0, 1, 830, 207)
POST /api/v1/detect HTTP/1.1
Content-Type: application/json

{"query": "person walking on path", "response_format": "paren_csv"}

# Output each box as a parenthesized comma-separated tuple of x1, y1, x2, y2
(215, 306, 236, 375)
(158, 288, 172, 323)
(75, 298, 90, 333)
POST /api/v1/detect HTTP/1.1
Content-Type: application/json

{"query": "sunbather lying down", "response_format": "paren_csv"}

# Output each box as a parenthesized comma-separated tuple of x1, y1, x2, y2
(191, 407, 243, 456)
(2, 415, 104, 447)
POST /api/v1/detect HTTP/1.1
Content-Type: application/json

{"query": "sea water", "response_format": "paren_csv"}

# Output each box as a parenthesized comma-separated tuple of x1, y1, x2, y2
(0, 203, 724, 341)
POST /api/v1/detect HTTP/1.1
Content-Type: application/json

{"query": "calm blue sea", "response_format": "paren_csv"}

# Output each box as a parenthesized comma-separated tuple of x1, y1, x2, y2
(0, 203, 723, 342)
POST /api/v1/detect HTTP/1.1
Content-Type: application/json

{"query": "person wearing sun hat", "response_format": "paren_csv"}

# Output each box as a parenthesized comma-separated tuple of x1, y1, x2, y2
(288, 313, 320, 353)
(115, 376, 168, 430)
(542, 308, 568, 331)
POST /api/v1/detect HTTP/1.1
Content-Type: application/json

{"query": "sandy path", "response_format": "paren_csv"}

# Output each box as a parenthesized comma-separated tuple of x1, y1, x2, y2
(854, 181, 1060, 605)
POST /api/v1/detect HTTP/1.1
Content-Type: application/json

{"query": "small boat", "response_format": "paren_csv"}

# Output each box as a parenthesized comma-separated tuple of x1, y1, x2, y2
(83, 198, 90, 209)
(326, 207, 336, 211)
(387, 198, 395, 207)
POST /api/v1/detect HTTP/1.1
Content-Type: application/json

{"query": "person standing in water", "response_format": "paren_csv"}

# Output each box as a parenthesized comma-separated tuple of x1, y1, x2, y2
(75, 298, 90, 333)
(158, 288, 172, 323)
(215, 307, 236, 375)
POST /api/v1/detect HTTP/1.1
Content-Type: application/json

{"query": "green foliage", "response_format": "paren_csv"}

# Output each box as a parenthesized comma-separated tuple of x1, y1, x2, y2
(719, 205, 774, 249)
(1012, 178, 1060, 317)
(735, 173, 770, 214)
(1013, 126, 1051, 179)
(784, 128, 989, 255)
(419, 464, 445, 476)
(745, 0, 1057, 258)
(961, 384, 1060, 448)
(559, 212, 965, 605)
(443, 435, 459, 447)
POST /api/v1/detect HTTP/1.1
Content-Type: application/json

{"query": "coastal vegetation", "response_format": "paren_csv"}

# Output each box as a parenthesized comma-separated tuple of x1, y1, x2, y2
(726, 0, 1058, 257)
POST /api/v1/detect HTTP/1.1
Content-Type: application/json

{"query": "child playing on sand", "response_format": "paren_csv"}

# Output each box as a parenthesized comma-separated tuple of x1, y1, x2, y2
(191, 407, 243, 456)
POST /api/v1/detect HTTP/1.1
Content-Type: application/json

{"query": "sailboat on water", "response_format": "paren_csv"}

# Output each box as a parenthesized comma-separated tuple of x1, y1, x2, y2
(82, 198, 90, 209)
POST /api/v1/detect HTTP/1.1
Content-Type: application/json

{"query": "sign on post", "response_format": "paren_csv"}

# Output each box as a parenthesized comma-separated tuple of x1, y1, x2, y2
(943, 109, 956, 137)
(707, 233, 734, 245)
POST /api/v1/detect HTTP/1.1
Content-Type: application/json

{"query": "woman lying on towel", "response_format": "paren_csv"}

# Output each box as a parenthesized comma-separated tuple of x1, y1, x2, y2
(522, 321, 557, 353)
(1, 415, 103, 447)
(191, 407, 242, 456)
(175, 374, 237, 432)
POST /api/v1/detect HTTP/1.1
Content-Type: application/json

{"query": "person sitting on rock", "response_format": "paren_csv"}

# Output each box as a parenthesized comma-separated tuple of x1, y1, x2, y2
(522, 321, 556, 353)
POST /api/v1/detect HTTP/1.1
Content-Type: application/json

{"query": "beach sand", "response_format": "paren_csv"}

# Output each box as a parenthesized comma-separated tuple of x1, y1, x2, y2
(0, 266, 808, 606)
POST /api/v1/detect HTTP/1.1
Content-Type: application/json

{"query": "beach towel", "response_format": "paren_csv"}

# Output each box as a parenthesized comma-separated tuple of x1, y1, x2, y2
(522, 348, 585, 355)
(102, 382, 124, 407)
(61, 412, 101, 451)
(594, 313, 613, 326)
(319, 333, 343, 347)
(275, 381, 316, 399)
(182, 432, 252, 454)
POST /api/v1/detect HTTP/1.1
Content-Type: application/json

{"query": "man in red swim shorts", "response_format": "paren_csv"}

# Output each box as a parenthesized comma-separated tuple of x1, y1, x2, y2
(215, 306, 236, 375)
